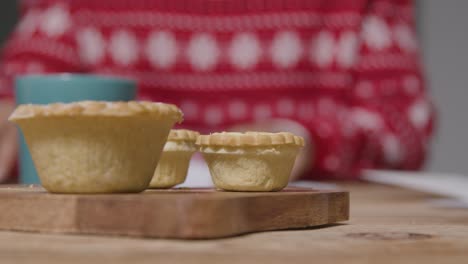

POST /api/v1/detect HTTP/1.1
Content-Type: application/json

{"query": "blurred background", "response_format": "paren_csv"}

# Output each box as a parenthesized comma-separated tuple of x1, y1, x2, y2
(1, 0, 467, 175)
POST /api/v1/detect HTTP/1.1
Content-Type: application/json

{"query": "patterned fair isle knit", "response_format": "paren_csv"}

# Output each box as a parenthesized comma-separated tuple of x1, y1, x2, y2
(0, 0, 435, 179)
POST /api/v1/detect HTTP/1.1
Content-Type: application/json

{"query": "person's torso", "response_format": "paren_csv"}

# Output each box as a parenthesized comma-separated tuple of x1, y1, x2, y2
(26, 0, 368, 131)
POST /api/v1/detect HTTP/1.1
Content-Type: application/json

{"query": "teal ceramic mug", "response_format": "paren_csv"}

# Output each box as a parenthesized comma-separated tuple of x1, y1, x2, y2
(15, 74, 137, 184)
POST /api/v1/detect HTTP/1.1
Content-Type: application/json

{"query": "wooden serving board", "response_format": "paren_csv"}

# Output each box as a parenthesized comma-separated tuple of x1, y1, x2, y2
(0, 185, 349, 239)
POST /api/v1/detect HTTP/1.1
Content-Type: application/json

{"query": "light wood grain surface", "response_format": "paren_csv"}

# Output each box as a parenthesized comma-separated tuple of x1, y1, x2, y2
(1, 182, 467, 264)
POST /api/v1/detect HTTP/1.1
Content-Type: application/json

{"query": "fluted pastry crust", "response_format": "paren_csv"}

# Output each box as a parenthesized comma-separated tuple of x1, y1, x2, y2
(9, 101, 183, 122)
(196, 132, 304, 147)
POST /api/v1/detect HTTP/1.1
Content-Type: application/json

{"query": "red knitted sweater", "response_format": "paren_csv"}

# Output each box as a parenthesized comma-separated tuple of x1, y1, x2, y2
(0, 0, 435, 179)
